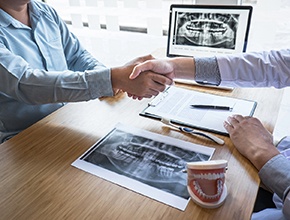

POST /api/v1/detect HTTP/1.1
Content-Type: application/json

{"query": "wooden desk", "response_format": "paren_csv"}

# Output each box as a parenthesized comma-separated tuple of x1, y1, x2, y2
(0, 84, 283, 220)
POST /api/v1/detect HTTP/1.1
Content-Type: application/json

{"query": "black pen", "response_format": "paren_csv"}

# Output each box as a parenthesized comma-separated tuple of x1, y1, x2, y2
(191, 105, 232, 111)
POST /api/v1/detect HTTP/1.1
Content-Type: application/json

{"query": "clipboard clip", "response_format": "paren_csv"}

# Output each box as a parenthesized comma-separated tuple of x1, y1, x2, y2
(148, 90, 169, 107)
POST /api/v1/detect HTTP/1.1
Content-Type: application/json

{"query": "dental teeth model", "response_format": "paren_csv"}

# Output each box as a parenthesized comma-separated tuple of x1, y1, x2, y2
(187, 159, 228, 209)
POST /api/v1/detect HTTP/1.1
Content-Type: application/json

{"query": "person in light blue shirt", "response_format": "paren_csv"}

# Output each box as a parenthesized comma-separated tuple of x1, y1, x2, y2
(130, 52, 290, 219)
(0, 0, 172, 142)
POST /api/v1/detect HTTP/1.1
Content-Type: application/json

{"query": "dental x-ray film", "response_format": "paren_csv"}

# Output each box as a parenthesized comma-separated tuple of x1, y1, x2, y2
(72, 123, 214, 210)
(167, 4, 252, 57)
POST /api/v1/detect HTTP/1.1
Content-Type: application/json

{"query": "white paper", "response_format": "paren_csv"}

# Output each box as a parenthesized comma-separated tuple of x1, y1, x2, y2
(143, 86, 256, 135)
(72, 123, 215, 211)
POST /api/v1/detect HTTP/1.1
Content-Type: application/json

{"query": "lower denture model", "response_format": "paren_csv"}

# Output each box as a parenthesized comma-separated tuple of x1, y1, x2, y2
(187, 159, 228, 209)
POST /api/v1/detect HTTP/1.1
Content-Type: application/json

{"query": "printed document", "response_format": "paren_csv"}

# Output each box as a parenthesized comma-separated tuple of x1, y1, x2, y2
(140, 86, 257, 135)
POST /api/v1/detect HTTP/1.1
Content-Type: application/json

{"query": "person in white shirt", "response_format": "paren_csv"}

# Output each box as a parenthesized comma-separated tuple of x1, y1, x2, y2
(130, 50, 290, 219)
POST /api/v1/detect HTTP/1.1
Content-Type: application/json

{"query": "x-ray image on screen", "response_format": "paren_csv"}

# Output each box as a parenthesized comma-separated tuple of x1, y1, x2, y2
(173, 12, 239, 49)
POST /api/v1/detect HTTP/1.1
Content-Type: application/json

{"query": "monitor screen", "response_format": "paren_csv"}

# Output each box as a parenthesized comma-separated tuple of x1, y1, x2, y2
(167, 5, 252, 57)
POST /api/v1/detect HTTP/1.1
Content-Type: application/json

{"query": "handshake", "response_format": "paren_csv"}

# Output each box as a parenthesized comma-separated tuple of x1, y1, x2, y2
(111, 54, 195, 100)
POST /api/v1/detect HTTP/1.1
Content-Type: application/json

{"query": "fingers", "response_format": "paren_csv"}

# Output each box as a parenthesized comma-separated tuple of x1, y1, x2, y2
(129, 59, 174, 80)
(129, 61, 153, 79)
(224, 114, 258, 133)
(223, 120, 233, 133)
(223, 115, 247, 133)
(227, 115, 240, 127)
(151, 74, 173, 86)
(127, 92, 150, 100)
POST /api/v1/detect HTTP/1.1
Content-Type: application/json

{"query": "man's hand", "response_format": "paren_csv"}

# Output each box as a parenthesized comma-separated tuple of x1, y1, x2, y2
(224, 115, 280, 170)
(111, 55, 173, 99)
(127, 57, 196, 99)
(129, 58, 176, 80)
(130, 57, 195, 80)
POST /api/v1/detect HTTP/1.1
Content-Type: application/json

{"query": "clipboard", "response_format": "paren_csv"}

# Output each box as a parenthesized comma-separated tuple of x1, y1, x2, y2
(140, 86, 257, 136)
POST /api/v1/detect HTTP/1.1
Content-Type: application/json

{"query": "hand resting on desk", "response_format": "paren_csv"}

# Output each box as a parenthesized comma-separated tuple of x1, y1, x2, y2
(224, 115, 280, 171)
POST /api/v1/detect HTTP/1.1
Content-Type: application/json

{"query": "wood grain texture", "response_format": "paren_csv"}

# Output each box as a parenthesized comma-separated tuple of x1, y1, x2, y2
(0, 85, 283, 220)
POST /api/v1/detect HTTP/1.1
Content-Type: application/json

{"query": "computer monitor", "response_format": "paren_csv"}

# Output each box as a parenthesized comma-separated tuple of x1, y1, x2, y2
(167, 4, 252, 57)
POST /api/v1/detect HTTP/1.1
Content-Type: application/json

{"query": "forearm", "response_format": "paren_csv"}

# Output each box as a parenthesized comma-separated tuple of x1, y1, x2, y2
(0, 55, 113, 104)
(250, 143, 280, 171)
(170, 57, 196, 80)
(111, 65, 132, 91)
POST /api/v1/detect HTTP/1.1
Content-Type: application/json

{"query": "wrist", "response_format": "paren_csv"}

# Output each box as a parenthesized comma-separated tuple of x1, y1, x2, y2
(251, 145, 280, 170)
(172, 57, 195, 80)
(111, 66, 129, 91)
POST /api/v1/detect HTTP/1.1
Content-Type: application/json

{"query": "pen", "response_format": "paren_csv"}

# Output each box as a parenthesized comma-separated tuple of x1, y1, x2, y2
(191, 105, 232, 111)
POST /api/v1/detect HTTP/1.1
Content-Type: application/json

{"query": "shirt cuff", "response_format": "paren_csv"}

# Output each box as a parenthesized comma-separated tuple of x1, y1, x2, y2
(259, 154, 290, 200)
(85, 67, 114, 98)
(195, 57, 221, 85)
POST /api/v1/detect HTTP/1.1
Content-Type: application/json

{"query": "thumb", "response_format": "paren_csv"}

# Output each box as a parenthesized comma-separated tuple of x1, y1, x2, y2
(129, 65, 142, 79)
(129, 61, 153, 79)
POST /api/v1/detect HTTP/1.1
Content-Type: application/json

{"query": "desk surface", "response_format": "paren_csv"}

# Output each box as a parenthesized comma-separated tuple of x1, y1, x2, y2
(1, 2, 289, 219)
(0, 84, 283, 220)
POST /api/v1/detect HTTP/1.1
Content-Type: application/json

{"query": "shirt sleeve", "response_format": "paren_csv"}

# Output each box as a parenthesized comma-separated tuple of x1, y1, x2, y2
(0, 46, 114, 104)
(259, 154, 290, 199)
(0, 2, 114, 105)
(284, 194, 290, 217)
(216, 49, 290, 88)
(195, 57, 221, 85)
(194, 49, 290, 88)
(259, 154, 290, 218)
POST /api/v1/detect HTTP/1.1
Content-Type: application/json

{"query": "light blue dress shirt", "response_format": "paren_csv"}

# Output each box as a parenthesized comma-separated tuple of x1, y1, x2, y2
(0, 0, 113, 141)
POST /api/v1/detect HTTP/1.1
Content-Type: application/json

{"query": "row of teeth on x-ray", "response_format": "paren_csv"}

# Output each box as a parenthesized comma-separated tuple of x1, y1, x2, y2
(115, 144, 186, 170)
(181, 13, 237, 46)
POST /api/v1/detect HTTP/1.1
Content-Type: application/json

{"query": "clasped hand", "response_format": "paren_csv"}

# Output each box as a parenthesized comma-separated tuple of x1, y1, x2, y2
(111, 55, 173, 100)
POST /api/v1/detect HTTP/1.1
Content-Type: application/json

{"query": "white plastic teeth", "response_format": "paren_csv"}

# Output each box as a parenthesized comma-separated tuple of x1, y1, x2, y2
(193, 179, 223, 200)
(191, 172, 225, 180)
